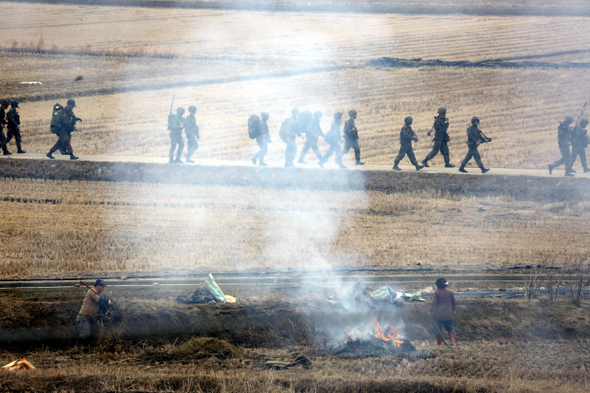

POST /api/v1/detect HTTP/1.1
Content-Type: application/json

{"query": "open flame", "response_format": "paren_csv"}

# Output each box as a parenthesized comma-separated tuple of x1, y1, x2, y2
(344, 321, 403, 348)
(374, 321, 402, 348)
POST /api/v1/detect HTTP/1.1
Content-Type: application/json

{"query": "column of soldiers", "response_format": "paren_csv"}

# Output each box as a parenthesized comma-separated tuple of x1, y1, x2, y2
(548, 115, 589, 176)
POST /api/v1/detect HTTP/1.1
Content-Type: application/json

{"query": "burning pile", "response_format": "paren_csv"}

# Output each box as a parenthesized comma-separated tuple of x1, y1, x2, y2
(330, 320, 425, 358)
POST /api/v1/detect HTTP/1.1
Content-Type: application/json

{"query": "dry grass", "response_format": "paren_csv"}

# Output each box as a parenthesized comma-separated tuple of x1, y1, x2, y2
(0, 178, 588, 277)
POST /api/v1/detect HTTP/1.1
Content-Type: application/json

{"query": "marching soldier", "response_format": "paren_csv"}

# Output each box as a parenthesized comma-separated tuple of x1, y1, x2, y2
(184, 106, 199, 163)
(320, 112, 346, 169)
(168, 107, 185, 164)
(298, 111, 324, 166)
(422, 107, 453, 168)
(569, 118, 589, 173)
(0, 99, 10, 155)
(47, 100, 80, 160)
(549, 115, 574, 176)
(392, 116, 423, 171)
(6, 100, 25, 154)
(342, 109, 364, 165)
(458, 116, 490, 173)
(280, 108, 301, 167)
(252, 112, 271, 166)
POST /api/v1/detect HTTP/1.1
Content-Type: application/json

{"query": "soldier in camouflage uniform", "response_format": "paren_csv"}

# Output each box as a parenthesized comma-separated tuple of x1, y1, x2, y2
(0, 99, 10, 155)
(320, 112, 346, 169)
(393, 116, 423, 171)
(280, 108, 301, 167)
(47, 102, 80, 160)
(184, 106, 199, 163)
(342, 109, 364, 165)
(458, 117, 490, 173)
(568, 118, 589, 174)
(298, 111, 325, 166)
(6, 100, 25, 154)
(422, 107, 453, 168)
(548, 115, 574, 176)
(252, 112, 271, 166)
(168, 107, 185, 164)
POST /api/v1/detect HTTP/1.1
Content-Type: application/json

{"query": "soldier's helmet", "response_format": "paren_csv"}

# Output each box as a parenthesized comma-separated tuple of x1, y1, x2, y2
(291, 108, 299, 116)
(67, 99, 76, 107)
(64, 105, 74, 113)
(580, 118, 589, 127)
(471, 116, 480, 124)
(435, 278, 449, 289)
(188, 106, 197, 114)
(10, 100, 18, 107)
(334, 112, 342, 120)
(404, 116, 413, 125)
(564, 115, 574, 124)
(313, 111, 322, 119)
(349, 109, 357, 117)
(0, 99, 8, 107)
(438, 107, 447, 115)
(261, 112, 269, 120)
(177, 107, 185, 115)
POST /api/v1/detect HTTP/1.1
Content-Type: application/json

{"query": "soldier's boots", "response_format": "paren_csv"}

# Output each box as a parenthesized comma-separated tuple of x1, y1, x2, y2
(3, 150, 11, 156)
(458, 167, 468, 173)
(565, 171, 575, 177)
(481, 168, 490, 174)
(186, 159, 195, 163)
(421, 160, 430, 167)
(70, 154, 79, 160)
(17, 149, 25, 154)
(415, 164, 424, 171)
(356, 161, 365, 165)
(339, 163, 347, 169)
(570, 169, 577, 173)
(445, 163, 455, 168)
(285, 161, 295, 168)
(584, 168, 590, 173)
(548, 164, 554, 175)
(251, 157, 257, 165)
(176, 158, 184, 164)
(318, 161, 324, 168)
(169, 158, 176, 164)
(392, 164, 401, 171)
(46, 152, 55, 159)
(259, 161, 268, 166)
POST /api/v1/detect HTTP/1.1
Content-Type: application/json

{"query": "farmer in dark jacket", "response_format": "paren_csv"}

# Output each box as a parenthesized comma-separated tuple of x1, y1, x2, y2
(430, 278, 456, 345)
(393, 116, 423, 171)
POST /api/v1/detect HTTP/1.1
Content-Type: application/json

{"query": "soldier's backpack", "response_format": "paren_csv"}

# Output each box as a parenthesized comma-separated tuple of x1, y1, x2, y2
(50, 103, 64, 134)
(167, 113, 176, 131)
(248, 114, 261, 139)
(279, 118, 291, 142)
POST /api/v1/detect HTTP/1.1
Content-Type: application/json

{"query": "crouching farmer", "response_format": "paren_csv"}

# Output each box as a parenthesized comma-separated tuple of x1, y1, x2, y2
(76, 279, 110, 346)
(430, 278, 456, 345)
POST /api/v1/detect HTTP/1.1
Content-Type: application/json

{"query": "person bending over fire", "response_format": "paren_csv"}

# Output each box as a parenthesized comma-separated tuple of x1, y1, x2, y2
(76, 279, 111, 348)
(430, 278, 456, 345)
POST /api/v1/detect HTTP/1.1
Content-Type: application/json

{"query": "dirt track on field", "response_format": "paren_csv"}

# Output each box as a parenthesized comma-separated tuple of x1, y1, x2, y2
(9, 0, 590, 16)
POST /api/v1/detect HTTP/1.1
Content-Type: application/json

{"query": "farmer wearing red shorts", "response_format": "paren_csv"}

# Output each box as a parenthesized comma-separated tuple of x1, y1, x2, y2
(430, 278, 456, 345)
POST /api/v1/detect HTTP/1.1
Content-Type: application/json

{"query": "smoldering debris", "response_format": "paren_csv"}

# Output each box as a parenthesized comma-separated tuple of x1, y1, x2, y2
(326, 282, 425, 309)
(264, 355, 312, 370)
(176, 274, 236, 304)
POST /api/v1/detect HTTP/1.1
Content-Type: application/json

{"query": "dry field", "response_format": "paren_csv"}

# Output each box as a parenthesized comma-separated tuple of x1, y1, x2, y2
(2, 3, 590, 167)
(0, 177, 588, 278)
